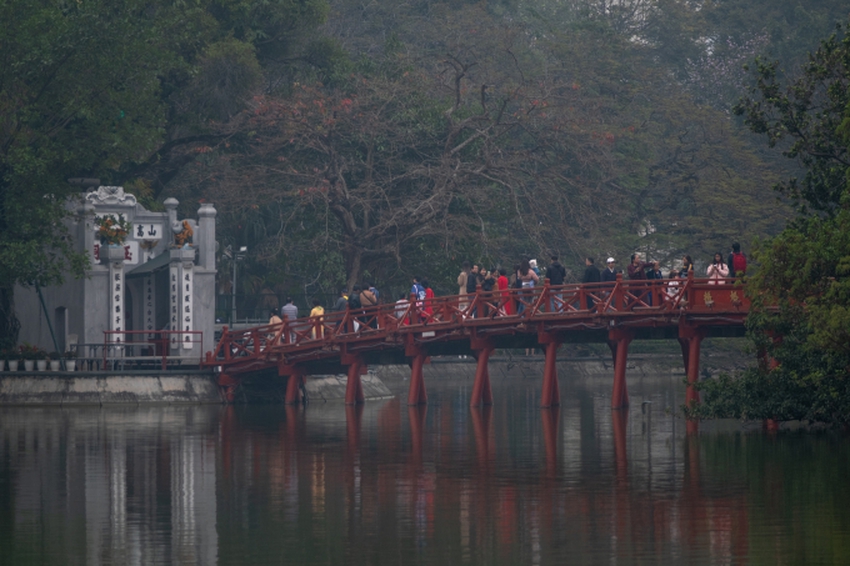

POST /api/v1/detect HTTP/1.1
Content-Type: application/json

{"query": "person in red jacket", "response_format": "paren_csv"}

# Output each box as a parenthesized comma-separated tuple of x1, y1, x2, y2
(497, 268, 511, 315)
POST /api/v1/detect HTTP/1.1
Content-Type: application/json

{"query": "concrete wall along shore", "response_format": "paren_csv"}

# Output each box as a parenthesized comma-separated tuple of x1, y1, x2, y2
(0, 370, 222, 405)
(0, 353, 742, 405)
(0, 369, 394, 405)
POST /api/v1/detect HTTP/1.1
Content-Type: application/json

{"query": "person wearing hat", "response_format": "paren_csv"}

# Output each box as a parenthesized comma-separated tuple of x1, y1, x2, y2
(600, 257, 619, 310)
(601, 257, 618, 283)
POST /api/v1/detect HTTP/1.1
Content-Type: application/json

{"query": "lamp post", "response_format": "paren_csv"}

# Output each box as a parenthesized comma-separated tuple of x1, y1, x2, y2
(226, 246, 247, 325)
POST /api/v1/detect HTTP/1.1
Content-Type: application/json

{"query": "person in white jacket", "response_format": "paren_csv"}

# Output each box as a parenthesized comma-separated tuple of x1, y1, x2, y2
(707, 252, 730, 284)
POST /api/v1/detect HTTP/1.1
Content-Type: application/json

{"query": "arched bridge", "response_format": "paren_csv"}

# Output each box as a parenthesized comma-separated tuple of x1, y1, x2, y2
(204, 274, 750, 409)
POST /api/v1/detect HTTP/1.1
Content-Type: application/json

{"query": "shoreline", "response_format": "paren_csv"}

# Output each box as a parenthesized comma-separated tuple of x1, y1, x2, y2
(0, 353, 748, 405)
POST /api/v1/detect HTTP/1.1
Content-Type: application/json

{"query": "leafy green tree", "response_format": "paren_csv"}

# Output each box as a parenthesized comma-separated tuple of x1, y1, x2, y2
(692, 21, 850, 426)
(0, 0, 334, 346)
(0, 0, 202, 347)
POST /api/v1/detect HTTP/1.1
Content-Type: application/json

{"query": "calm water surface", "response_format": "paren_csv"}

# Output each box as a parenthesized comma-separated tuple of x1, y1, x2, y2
(1, 368, 849, 565)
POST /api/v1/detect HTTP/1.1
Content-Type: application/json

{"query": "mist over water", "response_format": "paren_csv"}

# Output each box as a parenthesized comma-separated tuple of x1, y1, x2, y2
(1, 368, 848, 565)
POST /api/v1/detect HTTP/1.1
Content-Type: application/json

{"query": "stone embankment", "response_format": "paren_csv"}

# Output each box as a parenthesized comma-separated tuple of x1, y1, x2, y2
(0, 370, 221, 405)
(0, 369, 394, 405)
(0, 352, 745, 405)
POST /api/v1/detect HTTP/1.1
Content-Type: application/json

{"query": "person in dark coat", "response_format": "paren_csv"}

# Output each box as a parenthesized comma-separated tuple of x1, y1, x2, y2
(626, 253, 654, 306)
(547, 255, 567, 312)
(582, 257, 601, 310)
(601, 258, 618, 282)
(626, 253, 653, 280)
(646, 261, 664, 306)
(600, 257, 619, 309)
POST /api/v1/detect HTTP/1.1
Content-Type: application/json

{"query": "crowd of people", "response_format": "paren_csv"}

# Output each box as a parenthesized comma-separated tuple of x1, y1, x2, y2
(270, 243, 748, 338)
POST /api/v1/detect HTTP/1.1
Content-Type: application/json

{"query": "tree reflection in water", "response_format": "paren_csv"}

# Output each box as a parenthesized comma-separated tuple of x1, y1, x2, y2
(0, 376, 849, 564)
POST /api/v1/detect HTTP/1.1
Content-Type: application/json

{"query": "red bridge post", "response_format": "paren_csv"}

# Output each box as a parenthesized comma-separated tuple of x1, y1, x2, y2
(280, 363, 306, 405)
(341, 352, 365, 405)
(407, 352, 429, 406)
(217, 373, 239, 403)
(541, 407, 559, 476)
(678, 323, 704, 409)
(469, 338, 494, 407)
(406, 338, 429, 406)
(539, 333, 562, 408)
(608, 328, 633, 409)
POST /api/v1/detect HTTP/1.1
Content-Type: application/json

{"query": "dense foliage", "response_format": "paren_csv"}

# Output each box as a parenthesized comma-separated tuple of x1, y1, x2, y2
(692, 21, 850, 426)
(4, 0, 850, 344)
(0, 0, 331, 347)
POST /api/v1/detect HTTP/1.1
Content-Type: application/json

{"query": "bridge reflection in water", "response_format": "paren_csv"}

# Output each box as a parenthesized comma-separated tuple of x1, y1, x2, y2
(221, 385, 753, 564)
(9, 373, 846, 565)
(209, 274, 749, 412)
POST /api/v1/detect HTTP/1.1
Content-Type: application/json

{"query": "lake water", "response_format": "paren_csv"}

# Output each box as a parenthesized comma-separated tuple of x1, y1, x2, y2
(1, 368, 849, 565)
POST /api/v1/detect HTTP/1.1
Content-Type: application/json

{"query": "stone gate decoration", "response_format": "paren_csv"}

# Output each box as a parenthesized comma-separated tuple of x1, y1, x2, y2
(15, 186, 217, 360)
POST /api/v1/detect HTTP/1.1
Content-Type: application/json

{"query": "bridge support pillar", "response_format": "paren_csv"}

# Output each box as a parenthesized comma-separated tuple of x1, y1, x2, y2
(541, 408, 559, 475)
(678, 324, 705, 409)
(539, 334, 562, 408)
(407, 352, 429, 406)
(608, 328, 633, 409)
(282, 366, 306, 405)
(217, 373, 239, 403)
(342, 354, 365, 405)
(470, 339, 494, 407)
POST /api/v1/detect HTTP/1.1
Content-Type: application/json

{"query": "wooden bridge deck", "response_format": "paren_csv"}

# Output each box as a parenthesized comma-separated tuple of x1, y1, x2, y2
(204, 274, 749, 409)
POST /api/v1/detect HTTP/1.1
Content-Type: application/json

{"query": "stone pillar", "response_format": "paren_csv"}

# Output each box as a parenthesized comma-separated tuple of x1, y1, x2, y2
(80, 203, 96, 264)
(143, 274, 156, 340)
(169, 248, 196, 354)
(195, 203, 217, 355)
(164, 198, 179, 233)
(102, 245, 126, 345)
(197, 203, 217, 271)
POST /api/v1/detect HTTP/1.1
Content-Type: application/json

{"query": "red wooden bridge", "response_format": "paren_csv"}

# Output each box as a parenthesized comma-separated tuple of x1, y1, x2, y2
(204, 274, 750, 409)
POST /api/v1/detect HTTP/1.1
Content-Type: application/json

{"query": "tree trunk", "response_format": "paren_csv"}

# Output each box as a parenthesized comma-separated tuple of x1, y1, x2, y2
(345, 246, 363, 292)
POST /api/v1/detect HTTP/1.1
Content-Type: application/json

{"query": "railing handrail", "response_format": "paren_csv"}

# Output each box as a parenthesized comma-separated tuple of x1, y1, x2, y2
(204, 275, 749, 367)
(103, 329, 203, 370)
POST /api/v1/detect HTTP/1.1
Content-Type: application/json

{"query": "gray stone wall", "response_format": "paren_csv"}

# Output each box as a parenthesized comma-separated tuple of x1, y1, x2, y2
(0, 372, 221, 405)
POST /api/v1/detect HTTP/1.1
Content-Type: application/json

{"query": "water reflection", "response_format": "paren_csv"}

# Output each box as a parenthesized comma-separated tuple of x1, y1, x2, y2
(1, 375, 849, 565)
(0, 407, 218, 565)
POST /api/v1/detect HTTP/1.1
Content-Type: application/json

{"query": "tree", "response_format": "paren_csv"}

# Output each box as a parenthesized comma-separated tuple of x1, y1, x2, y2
(0, 0, 199, 347)
(166, 2, 792, 299)
(692, 21, 850, 426)
(0, 0, 335, 347)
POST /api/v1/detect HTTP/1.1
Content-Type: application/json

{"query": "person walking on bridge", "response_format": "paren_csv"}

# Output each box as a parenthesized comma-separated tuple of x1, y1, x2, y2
(627, 253, 654, 307)
(601, 258, 618, 282)
(309, 299, 325, 338)
(457, 262, 470, 311)
(582, 257, 601, 310)
(281, 298, 298, 343)
(332, 289, 348, 312)
(601, 258, 619, 310)
(465, 265, 480, 318)
(727, 242, 747, 279)
(547, 255, 567, 313)
(707, 252, 729, 284)
(497, 268, 511, 315)
(517, 259, 539, 315)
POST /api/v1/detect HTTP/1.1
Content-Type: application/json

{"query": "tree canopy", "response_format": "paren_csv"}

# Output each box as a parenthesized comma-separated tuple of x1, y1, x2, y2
(8, 0, 850, 343)
(692, 20, 850, 426)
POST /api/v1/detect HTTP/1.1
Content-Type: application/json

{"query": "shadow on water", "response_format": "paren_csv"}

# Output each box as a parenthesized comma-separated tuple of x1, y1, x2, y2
(0, 366, 849, 565)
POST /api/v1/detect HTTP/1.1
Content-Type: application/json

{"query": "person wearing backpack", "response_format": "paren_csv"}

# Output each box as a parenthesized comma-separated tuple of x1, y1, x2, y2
(360, 284, 378, 328)
(727, 242, 747, 278)
(411, 276, 426, 320)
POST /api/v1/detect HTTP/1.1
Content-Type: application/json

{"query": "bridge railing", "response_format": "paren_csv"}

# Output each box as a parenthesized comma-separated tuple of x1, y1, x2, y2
(205, 274, 749, 366)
